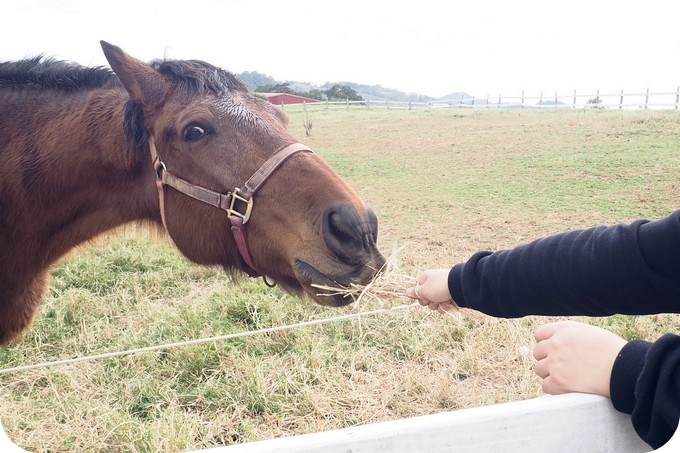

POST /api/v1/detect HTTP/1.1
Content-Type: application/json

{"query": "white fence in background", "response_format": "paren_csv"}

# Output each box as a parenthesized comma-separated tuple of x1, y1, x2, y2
(281, 88, 680, 111)
(193, 394, 654, 453)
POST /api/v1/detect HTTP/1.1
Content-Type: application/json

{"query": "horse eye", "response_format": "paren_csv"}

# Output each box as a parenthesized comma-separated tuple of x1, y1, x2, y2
(184, 125, 208, 142)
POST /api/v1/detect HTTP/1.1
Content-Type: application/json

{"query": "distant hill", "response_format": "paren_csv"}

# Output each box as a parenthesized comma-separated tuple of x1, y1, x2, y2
(537, 99, 566, 106)
(236, 70, 472, 103)
(323, 81, 434, 103)
(435, 91, 479, 104)
(238, 71, 277, 91)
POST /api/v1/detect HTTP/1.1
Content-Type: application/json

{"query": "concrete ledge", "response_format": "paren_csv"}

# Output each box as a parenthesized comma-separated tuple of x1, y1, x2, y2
(195, 393, 651, 453)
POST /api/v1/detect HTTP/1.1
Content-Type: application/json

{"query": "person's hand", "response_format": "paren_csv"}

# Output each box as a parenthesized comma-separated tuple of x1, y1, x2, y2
(533, 320, 628, 397)
(405, 268, 457, 312)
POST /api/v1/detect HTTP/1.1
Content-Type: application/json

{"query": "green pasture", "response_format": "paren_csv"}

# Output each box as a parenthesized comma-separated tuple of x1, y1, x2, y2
(2, 108, 679, 452)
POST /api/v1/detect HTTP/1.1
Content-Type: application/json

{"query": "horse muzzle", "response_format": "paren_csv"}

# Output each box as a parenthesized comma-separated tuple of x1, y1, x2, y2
(294, 202, 386, 306)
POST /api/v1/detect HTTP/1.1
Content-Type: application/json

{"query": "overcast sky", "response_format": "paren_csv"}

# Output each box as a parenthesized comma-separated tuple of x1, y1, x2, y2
(3, 0, 680, 98)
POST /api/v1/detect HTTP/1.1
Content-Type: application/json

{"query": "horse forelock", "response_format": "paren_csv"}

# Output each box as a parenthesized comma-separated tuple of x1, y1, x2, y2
(152, 59, 279, 132)
(0, 56, 118, 91)
(151, 59, 247, 98)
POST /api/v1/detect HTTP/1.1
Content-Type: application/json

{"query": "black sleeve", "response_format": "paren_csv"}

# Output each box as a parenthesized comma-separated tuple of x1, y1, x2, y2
(609, 334, 680, 449)
(448, 210, 680, 317)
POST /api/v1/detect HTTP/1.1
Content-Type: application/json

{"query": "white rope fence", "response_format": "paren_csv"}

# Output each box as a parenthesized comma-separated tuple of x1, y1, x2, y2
(0, 304, 416, 375)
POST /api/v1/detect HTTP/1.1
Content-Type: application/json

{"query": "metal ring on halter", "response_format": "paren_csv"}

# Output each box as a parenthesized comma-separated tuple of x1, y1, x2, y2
(263, 275, 276, 288)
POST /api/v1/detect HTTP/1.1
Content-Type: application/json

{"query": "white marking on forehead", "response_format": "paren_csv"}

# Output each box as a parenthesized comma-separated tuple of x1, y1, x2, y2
(214, 91, 262, 127)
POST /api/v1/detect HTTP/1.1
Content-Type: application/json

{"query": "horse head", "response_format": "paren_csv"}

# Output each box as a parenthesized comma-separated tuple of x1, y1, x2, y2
(101, 41, 385, 307)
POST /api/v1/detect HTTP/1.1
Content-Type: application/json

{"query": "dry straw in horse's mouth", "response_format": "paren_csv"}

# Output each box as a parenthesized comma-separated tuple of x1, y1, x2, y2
(311, 249, 423, 310)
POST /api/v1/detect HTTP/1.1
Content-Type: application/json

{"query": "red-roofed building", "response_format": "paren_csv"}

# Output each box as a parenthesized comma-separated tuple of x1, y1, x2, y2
(259, 93, 322, 106)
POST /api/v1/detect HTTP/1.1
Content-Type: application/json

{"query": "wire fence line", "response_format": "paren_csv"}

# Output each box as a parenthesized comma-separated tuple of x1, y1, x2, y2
(0, 304, 417, 375)
(282, 87, 680, 112)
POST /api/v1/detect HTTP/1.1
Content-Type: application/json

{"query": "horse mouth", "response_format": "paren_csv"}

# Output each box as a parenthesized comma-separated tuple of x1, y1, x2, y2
(294, 259, 368, 307)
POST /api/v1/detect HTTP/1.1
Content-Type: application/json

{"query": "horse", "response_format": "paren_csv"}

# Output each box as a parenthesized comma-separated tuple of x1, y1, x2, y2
(0, 41, 385, 345)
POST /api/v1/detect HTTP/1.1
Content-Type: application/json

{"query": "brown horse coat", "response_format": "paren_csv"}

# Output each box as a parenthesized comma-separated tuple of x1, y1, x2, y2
(0, 42, 384, 345)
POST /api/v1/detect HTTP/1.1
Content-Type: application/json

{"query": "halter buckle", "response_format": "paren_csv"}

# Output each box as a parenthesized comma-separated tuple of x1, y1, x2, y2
(227, 187, 253, 224)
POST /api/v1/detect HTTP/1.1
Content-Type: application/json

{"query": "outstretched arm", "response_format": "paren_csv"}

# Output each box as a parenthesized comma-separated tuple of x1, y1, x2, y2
(449, 211, 680, 317)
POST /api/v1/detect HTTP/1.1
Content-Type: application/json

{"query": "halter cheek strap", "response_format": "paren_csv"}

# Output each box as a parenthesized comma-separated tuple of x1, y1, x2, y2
(148, 135, 313, 277)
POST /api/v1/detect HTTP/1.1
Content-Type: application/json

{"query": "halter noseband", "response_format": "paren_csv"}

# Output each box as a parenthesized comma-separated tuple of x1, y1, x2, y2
(148, 136, 313, 278)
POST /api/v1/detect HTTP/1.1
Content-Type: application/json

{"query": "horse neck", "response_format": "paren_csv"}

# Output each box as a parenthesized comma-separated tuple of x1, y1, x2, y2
(0, 87, 159, 271)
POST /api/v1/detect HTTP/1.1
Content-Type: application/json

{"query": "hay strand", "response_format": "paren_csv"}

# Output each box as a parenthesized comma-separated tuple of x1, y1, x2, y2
(311, 247, 460, 315)
(311, 248, 417, 310)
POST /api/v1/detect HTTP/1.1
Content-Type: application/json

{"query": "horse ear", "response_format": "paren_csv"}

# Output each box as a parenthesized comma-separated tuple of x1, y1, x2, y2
(100, 41, 168, 106)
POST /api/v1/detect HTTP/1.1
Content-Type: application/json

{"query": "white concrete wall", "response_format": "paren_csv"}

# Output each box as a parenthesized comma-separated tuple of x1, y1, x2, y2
(195, 394, 652, 453)
(4, 393, 675, 452)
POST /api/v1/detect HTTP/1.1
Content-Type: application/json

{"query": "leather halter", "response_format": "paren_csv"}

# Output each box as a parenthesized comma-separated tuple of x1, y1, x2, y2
(148, 136, 313, 277)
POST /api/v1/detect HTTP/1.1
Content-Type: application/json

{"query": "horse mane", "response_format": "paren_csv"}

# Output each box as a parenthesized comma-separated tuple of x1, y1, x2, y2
(0, 56, 246, 95)
(0, 56, 118, 91)
(0, 56, 250, 158)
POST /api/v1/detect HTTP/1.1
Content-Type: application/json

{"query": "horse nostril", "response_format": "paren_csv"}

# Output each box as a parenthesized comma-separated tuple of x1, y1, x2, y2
(323, 203, 377, 263)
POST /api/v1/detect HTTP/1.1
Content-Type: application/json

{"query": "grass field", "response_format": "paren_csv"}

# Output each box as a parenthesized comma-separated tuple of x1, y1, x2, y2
(2, 108, 680, 451)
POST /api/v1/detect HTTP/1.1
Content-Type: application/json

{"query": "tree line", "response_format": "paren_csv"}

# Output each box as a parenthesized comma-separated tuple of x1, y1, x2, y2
(254, 82, 363, 101)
